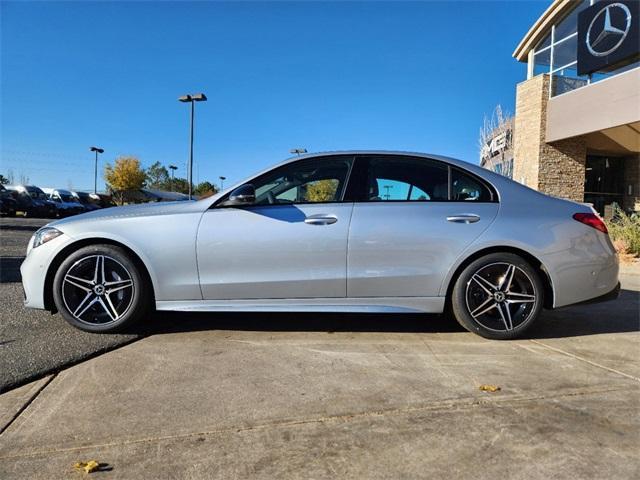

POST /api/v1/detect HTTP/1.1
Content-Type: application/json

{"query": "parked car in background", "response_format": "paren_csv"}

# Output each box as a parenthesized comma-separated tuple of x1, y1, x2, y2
(92, 193, 117, 209)
(21, 151, 619, 340)
(5, 185, 58, 218)
(0, 185, 17, 217)
(72, 191, 102, 211)
(41, 188, 85, 217)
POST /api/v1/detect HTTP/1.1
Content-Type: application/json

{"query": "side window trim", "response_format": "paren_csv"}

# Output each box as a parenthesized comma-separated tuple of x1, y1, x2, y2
(351, 155, 498, 204)
(450, 165, 497, 203)
(212, 155, 356, 208)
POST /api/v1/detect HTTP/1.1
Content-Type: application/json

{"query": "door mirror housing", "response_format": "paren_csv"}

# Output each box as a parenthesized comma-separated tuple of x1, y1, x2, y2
(225, 184, 256, 206)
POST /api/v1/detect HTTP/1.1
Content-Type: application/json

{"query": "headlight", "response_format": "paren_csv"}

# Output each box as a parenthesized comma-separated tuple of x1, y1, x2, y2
(32, 227, 63, 248)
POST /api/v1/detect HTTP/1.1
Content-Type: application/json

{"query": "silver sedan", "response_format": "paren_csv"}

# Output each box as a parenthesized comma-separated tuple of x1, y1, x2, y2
(21, 152, 619, 339)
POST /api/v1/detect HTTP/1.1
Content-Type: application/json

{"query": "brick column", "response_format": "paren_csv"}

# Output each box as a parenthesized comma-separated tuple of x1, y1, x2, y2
(513, 74, 587, 202)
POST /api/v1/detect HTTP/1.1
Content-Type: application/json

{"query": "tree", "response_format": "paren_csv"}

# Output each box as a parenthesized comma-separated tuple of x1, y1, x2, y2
(104, 156, 147, 204)
(170, 177, 190, 195)
(478, 104, 514, 179)
(194, 181, 218, 198)
(306, 179, 338, 202)
(0, 174, 8, 185)
(145, 161, 170, 189)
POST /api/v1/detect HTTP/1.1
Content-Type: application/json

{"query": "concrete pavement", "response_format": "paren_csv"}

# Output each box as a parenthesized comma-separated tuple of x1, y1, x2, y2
(0, 274, 638, 479)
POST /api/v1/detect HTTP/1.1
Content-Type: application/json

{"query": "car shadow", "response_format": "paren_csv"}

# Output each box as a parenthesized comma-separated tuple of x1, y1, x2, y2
(127, 288, 639, 339)
(0, 257, 24, 283)
(131, 311, 465, 336)
(526, 288, 639, 339)
(0, 223, 42, 232)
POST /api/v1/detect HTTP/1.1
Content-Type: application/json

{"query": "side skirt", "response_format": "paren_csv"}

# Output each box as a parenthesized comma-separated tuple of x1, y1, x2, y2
(156, 297, 446, 314)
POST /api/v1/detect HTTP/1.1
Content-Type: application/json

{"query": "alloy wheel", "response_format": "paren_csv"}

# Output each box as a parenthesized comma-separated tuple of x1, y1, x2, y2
(464, 262, 537, 332)
(61, 254, 135, 326)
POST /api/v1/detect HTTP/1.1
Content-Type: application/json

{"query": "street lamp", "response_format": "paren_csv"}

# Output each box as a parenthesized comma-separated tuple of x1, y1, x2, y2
(290, 148, 307, 156)
(219, 176, 226, 191)
(169, 165, 177, 192)
(178, 93, 207, 199)
(90, 146, 104, 194)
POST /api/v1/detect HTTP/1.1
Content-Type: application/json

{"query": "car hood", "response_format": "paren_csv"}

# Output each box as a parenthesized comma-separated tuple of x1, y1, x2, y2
(47, 200, 206, 229)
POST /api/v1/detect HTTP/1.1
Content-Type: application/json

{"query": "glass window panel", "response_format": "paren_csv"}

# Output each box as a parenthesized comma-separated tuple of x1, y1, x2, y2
(533, 47, 551, 76)
(554, 0, 589, 40)
(551, 70, 588, 96)
(552, 34, 577, 69)
(365, 156, 448, 202)
(535, 34, 551, 51)
(252, 156, 352, 205)
(451, 169, 492, 202)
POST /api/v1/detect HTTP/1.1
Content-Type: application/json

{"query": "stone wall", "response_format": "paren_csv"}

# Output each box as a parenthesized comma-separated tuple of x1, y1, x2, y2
(513, 74, 587, 202)
(513, 75, 545, 189)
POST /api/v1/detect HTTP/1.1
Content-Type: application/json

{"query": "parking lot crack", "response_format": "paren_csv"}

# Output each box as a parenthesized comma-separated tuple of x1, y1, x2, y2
(0, 373, 57, 437)
(0, 383, 632, 460)
(528, 339, 640, 383)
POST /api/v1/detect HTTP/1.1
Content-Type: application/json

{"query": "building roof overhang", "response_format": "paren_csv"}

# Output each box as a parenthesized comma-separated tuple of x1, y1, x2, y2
(513, 0, 576, 62)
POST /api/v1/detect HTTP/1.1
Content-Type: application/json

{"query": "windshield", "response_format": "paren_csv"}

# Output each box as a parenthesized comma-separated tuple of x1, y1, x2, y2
(26, 188, 47, 200)
(59, 193, 75, 202)
(75, 192, 94, 204)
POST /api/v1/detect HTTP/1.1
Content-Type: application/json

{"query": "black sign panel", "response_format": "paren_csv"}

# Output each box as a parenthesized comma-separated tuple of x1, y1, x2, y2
(577, 0, 640, 76)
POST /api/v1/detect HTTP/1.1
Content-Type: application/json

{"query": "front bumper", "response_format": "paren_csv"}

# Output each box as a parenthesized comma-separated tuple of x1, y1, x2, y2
(21, 233, 73, 310)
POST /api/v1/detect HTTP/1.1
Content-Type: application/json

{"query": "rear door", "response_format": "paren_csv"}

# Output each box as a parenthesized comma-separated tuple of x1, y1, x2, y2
(346, 155, 499, 298)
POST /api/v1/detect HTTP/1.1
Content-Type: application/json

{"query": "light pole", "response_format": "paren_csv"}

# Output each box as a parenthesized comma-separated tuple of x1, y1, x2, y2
(178, 93, 207, 199)
(219, 176, 226, 191)
(290, 148, 307, 156)
(169, 165, 177, 191)
(90, 147, 104, 194)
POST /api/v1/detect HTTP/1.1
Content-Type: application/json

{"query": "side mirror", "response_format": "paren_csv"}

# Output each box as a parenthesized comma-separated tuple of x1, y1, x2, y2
(226, 184, 256, 206)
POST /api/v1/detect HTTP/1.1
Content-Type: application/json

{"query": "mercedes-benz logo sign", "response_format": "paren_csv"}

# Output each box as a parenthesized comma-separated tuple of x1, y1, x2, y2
(587, 3, 632, 57)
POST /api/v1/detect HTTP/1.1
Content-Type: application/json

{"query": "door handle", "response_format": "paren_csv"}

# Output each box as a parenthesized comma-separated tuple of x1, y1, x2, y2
(447, 214, 480, 224)
(304, 214, 338, 225)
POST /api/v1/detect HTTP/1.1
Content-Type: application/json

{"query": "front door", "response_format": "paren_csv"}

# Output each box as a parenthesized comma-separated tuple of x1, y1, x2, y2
(347, 155, 500, 297)
(197, 155, 355, 300)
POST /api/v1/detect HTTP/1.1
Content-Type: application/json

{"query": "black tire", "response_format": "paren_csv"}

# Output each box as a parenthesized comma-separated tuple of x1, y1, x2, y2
(451, 252, 544, 340)
(53, 244, 150, 333)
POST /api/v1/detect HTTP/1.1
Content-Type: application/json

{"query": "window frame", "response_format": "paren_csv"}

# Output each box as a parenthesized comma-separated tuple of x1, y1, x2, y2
(212, 155, 357, 208)
(346, 155, 498, 204)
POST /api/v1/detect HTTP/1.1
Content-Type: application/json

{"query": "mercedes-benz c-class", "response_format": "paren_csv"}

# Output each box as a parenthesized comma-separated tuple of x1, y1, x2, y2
(21, 152, 619, 339)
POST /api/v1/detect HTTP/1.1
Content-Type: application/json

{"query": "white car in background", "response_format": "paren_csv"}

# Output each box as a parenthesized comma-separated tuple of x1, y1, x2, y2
(41, 188, 86, 217)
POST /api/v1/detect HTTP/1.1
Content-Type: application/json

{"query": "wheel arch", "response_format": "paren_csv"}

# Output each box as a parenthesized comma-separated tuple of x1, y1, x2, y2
(443, 246, 554, 310)
(44, 238, 156, 312)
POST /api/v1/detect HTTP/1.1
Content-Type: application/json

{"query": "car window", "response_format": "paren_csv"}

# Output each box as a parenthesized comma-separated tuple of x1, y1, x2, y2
(252, 156, 353, 205)
(365, 156, 448, 202)
(451, 168, 493, 202)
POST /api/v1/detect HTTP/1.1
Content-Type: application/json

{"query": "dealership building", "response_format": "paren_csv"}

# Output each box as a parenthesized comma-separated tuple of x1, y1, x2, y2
(485, 0, 639, 215)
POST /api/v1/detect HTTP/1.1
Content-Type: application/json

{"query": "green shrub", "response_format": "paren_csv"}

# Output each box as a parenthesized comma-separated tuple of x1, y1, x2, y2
(607, 206, 640, 257)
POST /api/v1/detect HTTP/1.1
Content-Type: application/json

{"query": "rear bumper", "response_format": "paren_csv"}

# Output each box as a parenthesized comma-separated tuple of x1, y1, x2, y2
(561, 281, 621, 308)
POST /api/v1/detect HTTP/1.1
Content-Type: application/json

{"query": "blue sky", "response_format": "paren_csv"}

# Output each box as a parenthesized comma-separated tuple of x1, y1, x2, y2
(1, 0, 547, 191)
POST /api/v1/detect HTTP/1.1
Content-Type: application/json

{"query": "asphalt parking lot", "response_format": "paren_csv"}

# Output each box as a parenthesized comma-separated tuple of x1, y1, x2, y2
(0, 216, 639, 478)
(0, 217, 141, 393)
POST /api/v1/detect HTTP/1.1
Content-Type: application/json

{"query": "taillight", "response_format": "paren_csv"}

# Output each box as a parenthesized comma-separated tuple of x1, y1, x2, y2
(573, 213, 608, 234)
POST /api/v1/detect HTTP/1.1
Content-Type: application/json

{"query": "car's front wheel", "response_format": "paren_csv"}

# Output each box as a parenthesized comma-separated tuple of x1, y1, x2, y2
(451, 253, 543, 340)
(53, 244, 150, 333)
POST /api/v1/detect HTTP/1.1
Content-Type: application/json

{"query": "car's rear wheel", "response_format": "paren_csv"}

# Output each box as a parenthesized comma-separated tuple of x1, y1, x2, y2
(451, 253, 543, 340)
(53, 244, 150, 333)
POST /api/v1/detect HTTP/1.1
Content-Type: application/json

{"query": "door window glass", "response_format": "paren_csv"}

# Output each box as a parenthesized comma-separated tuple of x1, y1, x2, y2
(451, 168, 493, 202)
(252, 156, 353, 205)
(365, 156, 448, 201)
